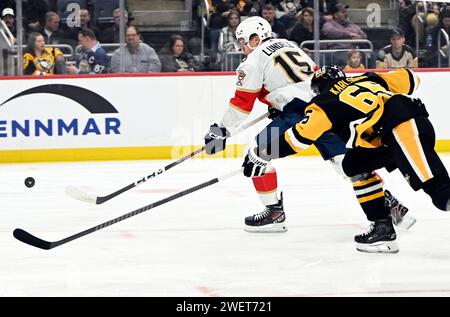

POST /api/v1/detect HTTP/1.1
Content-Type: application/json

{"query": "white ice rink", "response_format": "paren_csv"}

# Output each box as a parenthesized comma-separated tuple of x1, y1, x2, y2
(2, 155, 450, 297)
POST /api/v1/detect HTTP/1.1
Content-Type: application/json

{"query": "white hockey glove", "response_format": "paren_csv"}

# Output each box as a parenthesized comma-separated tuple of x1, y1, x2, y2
(242, 147, 270, 177)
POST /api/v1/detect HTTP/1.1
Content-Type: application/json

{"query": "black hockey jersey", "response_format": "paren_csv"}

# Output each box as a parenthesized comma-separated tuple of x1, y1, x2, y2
(284, 68, 421, 153)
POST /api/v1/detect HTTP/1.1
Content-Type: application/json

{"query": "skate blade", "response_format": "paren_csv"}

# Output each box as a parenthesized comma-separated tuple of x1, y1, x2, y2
(395, 214, 417, 230)
(356, 240, 399, 253)
(244, 222, 287, 233)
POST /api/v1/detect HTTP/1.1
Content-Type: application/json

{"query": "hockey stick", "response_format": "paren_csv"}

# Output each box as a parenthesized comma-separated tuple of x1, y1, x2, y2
(65, 112, 268, 204)
(14, 168, 243, 250)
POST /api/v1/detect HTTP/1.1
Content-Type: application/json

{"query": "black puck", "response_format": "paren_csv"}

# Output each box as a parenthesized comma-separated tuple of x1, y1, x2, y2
(25, 177, 35, 188)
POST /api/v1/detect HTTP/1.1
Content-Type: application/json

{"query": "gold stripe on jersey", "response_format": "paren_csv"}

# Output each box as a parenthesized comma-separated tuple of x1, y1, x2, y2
(357, 191, 384, 203)
(353, 175, 382, 187)
(393, 119, 434, 182)
(255, 188, 277, 194)
(295, 104, 332, 142)
(353, 106, 384, 148)
(353, 174, 384, 203)
(354, 183, 384, 197)
(341, 81, 391, 148)
(375, 68, 419, 95)
(236, 86, 261, 93)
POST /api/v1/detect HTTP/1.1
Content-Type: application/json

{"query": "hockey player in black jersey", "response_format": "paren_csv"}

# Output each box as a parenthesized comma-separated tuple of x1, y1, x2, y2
(258, 65, 450, 253)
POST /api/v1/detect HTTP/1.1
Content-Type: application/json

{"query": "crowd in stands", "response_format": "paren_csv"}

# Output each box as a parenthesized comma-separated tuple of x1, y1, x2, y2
(2, 0, 450, 76)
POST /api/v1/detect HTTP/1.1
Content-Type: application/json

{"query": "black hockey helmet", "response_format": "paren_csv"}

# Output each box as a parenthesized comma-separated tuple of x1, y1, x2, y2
(311, 65, 346, 95)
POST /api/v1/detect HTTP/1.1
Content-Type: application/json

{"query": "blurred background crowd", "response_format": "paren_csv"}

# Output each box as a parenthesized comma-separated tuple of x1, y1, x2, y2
(0, 0, 449, 76)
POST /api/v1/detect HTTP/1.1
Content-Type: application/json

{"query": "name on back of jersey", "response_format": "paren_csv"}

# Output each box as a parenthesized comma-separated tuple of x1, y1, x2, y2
(262, 41, 296, 57)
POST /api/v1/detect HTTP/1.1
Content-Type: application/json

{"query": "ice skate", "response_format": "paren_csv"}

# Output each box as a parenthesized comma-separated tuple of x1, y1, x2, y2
(245, 194, 287, 233)
(355, 218, 399, 253)
(385, 190, 416, 230)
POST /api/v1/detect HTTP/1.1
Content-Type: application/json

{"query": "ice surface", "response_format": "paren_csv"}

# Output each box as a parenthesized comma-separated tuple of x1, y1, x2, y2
(2, 156, 450, 296)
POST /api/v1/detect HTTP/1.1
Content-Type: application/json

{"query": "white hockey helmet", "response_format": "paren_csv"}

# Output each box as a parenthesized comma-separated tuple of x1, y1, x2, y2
(235, 16, 272, 47)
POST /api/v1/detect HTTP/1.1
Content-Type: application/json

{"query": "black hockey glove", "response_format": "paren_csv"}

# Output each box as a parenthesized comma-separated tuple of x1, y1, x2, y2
(268, 106, 282, 120)
(242, 147, 270, 177)
(204, 123, 230, 155)
(411, 98, 429, 117)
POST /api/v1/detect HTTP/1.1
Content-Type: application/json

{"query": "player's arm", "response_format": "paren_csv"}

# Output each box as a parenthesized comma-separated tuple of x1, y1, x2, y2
(220, 62, 263, 134)
(283, 103, 333, 154)
(370, 68, 420, 95)
(205, 62, 262, 155)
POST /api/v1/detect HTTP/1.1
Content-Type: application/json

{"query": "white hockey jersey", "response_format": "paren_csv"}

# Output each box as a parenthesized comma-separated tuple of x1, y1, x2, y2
(221, 38, 317, 134)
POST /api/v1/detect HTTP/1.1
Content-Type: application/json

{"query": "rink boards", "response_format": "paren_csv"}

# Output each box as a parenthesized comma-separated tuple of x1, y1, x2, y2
(0, 69, 449, 163)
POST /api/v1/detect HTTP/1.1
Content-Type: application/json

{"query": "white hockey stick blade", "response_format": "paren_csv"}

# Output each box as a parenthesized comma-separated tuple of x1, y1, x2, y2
(65, 186, 97, 204)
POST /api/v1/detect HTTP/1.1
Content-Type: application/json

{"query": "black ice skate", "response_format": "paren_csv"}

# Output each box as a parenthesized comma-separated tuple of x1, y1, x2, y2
(355, 218, 399, 253)
(385, 190, 416, 230)
(245, 194, 287, 233)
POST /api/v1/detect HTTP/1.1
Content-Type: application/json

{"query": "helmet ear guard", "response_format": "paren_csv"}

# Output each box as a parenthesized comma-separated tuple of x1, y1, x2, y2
(311, 65, 346, 94)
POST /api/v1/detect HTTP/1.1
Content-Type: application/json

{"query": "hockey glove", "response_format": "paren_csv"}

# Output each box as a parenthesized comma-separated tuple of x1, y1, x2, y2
(268, 106, 282, 120)
(242, 147, 270, 177)
(204, 123, 230, 155)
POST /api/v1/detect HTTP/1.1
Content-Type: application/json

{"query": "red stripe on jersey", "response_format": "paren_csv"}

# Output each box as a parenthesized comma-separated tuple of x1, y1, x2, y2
(229, 89, 259, 113)
(252, 170, 278, 193)
(258, 87, 272, 106)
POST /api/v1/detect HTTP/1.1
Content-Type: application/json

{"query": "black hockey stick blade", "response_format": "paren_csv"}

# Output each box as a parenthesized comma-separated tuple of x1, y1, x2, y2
(15, 168, 243, 250)
(13, 229, 53, 250)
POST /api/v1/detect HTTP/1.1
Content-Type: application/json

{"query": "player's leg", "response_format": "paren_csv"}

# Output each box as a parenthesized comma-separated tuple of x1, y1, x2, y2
(383, 116, 450, 211)
(244, 100, 308, 232)
(334, 145, 416, 230)
(341, 147, 399, 253)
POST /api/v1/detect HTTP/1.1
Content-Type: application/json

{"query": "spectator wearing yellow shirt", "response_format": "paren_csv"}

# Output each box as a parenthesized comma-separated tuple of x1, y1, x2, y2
(23, 32, 66, 75)
(344, 49, 365, 70)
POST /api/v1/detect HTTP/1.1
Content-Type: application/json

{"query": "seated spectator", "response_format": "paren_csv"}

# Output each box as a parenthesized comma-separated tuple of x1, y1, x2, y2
(1, 8, 15, 37)
(159, 35, 203, 72)
(100, 8, 129, 43)
(289, 7, 314, 47)
(344, 49, 365, 69)
(63, 8, 101, 48)
(219, 10, 240, 52)
(262, 4, 288, 39)
(209, 1, 238, 51)
(425, 6, 450, 67)
(40, 11, 65, 45)
(321, 3, 367, 66)
(376, 29, 417, 69)
(301, 0, 336, 24)
(110, 26, 161, 73)
(66, 28, 109, 74)
(23, 32, 66, 75)
(321, 4, 367, 49)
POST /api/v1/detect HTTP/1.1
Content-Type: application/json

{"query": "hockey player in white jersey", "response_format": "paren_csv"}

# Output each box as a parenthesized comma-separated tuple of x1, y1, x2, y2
(204, 16, 346, 232)
(204, 16, 414, 233)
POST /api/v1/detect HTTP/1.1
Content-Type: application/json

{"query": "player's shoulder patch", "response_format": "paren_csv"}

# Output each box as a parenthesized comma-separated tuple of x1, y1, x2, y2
(236, 70, 246, 86)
